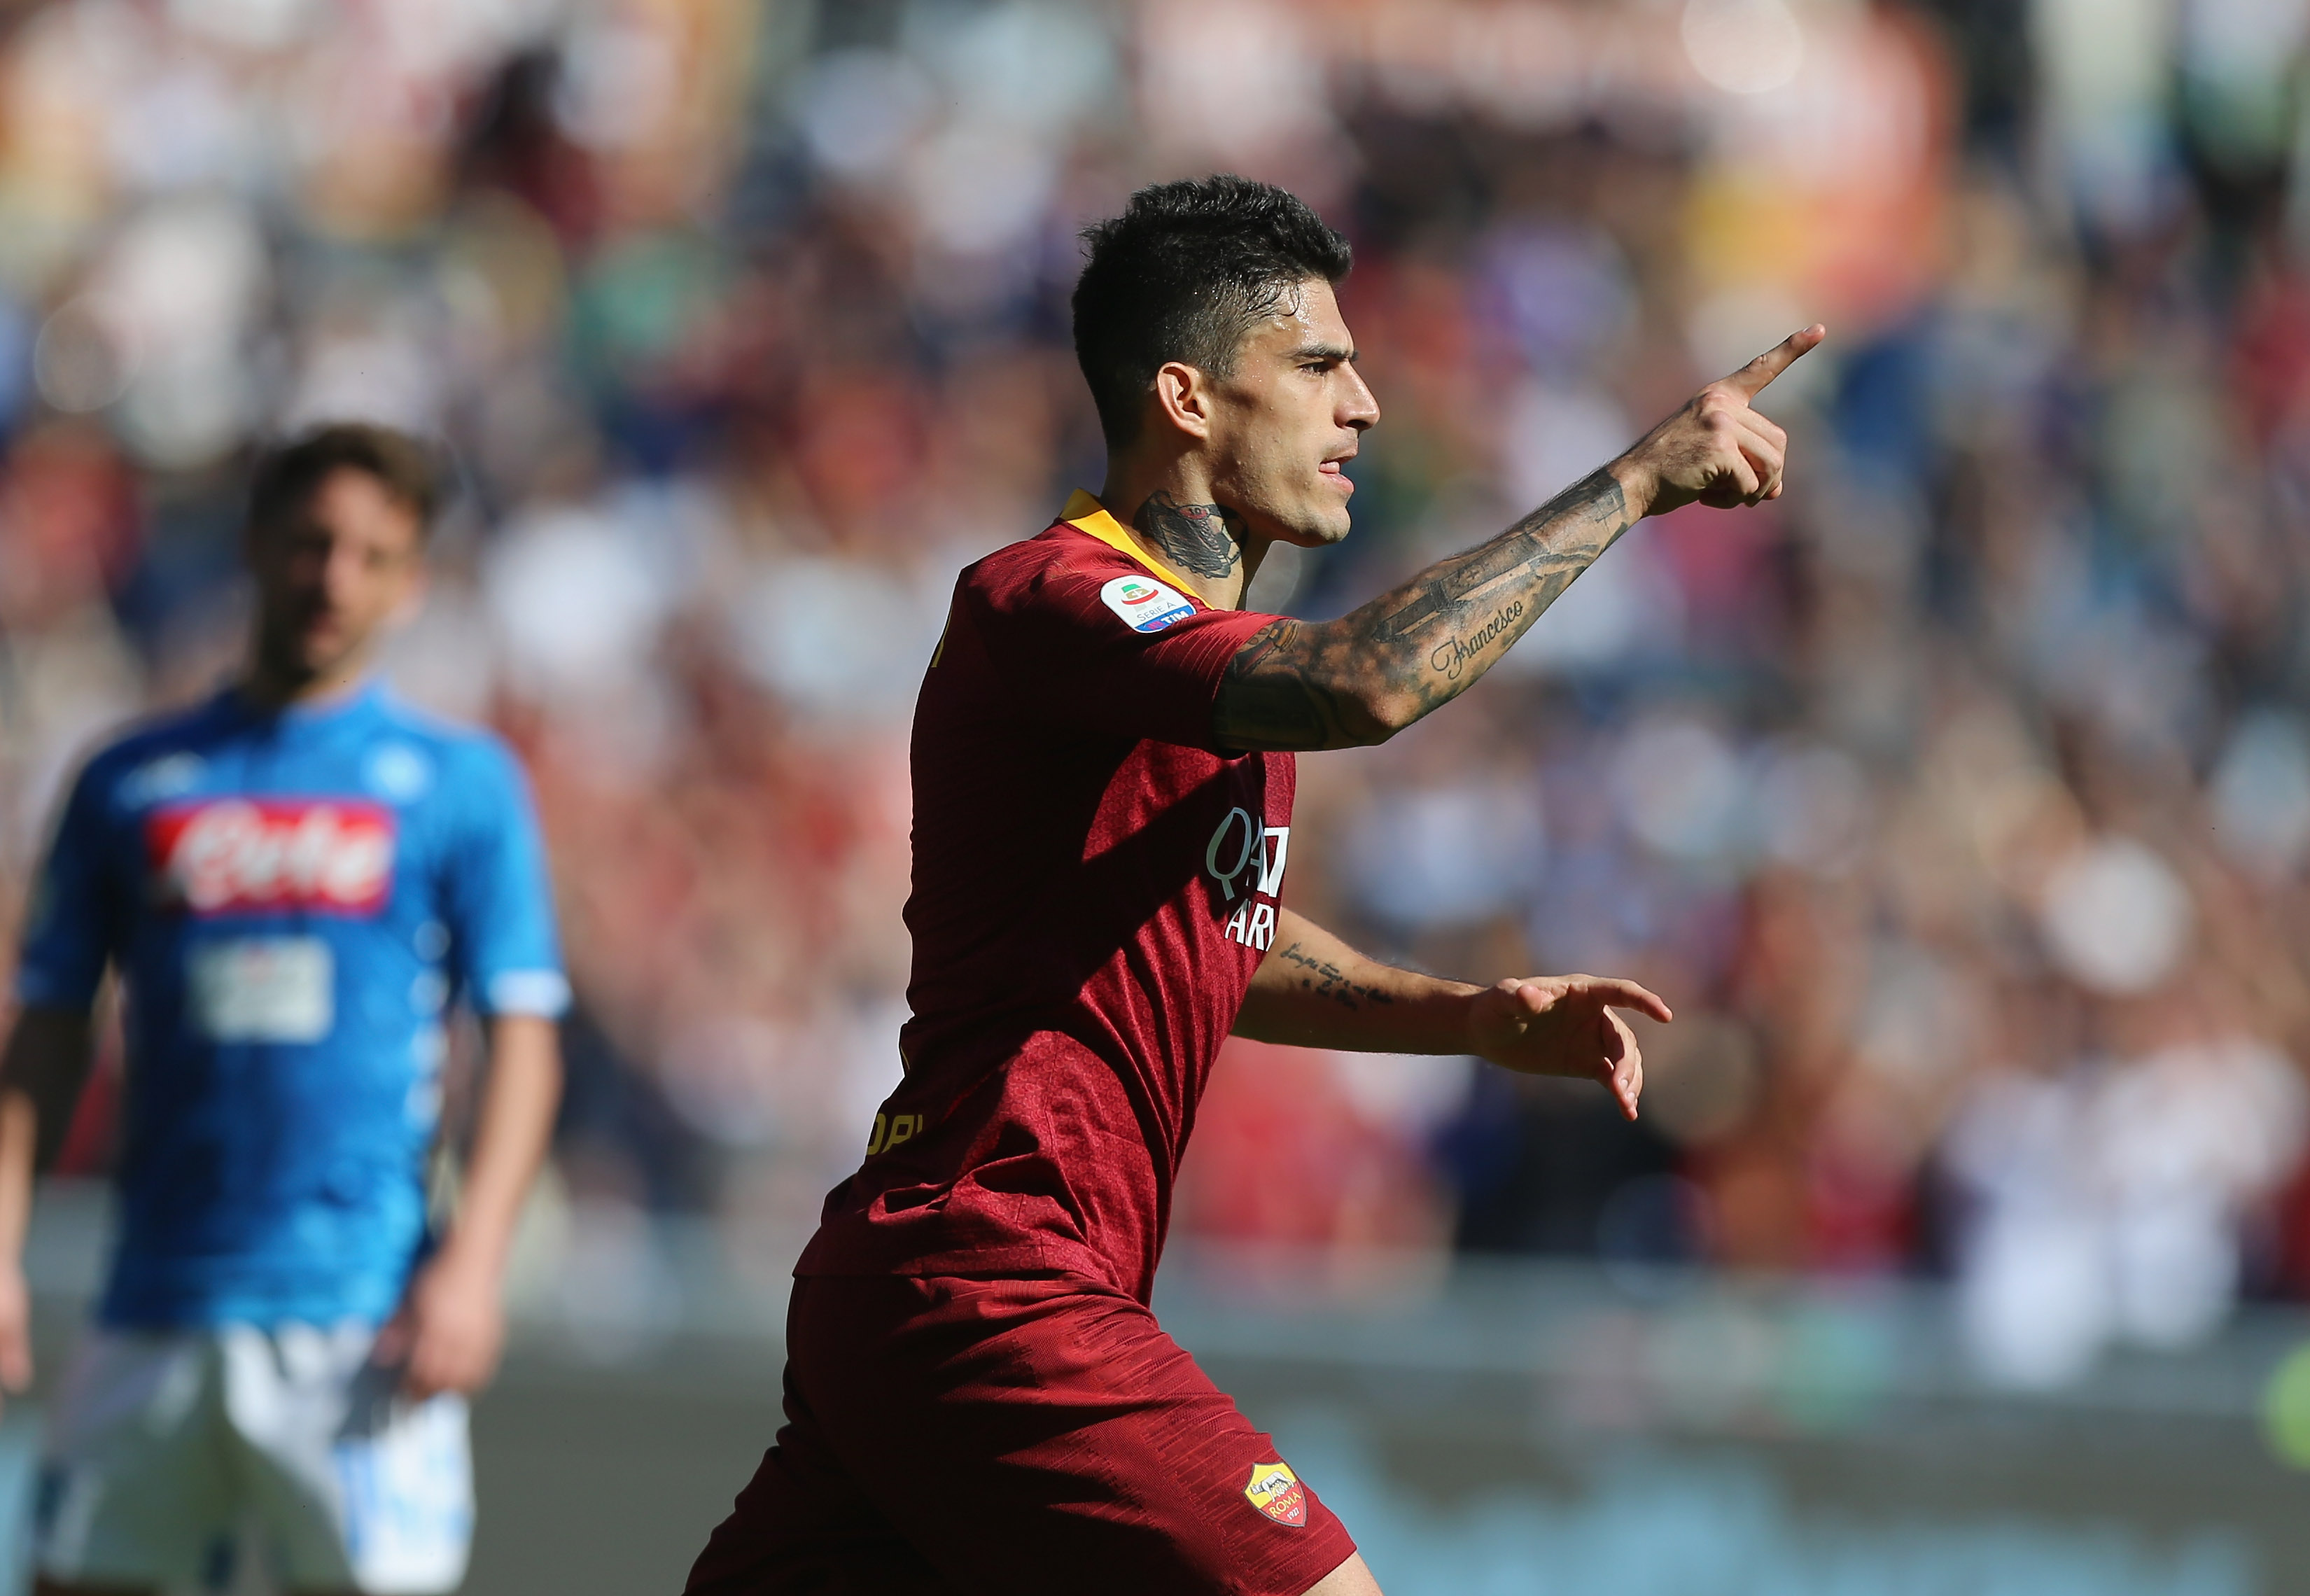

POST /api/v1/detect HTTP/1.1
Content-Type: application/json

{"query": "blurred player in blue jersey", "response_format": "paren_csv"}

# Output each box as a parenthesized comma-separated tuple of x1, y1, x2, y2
(0, 424, 568, 1595)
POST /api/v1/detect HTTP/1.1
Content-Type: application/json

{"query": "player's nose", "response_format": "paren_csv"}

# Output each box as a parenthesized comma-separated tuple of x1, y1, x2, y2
(1340, 365, 1379, 430)
(322, 545, 367, 601)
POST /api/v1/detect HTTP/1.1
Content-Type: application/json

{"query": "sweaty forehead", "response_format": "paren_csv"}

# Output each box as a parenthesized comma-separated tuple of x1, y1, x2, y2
(1244, 278, 1352, 356)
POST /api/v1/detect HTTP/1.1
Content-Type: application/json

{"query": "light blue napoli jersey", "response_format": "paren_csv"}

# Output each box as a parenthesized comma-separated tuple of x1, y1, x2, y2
(13, 683, 567, 1329)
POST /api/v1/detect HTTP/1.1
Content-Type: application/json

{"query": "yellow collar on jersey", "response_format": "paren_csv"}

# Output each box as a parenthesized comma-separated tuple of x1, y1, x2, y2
(1060, 489, 1198, 596)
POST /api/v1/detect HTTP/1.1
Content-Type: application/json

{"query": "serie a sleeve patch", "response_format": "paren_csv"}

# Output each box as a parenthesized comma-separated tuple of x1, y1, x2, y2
(1098, 573, 1195, 633)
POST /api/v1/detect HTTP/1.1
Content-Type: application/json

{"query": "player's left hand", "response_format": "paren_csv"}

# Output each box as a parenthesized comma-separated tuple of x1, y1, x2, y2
(375, 1247, 506, 1401)
(1466, 975, 1672, 1121)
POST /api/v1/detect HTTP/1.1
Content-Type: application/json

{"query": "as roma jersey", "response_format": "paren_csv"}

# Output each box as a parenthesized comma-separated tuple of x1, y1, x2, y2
(797, 491, 1293, 1303)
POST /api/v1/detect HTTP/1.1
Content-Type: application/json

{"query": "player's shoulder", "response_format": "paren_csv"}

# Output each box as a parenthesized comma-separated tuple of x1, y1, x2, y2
(69, 693, 239, 802)
(367, 691, 526, 792)
(368, 689, 500, 752)
(958, 517, 1165, 634)
(962, 521, 1124, 590)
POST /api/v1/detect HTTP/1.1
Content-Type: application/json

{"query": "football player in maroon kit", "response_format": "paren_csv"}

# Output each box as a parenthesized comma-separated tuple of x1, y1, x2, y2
(687, 176, 1820, 1596)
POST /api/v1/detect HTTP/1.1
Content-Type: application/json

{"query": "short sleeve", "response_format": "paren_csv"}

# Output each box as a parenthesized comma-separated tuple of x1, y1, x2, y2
(440, 741, 569, 1019)
(14, 760, 120, 1012)
(972, 554, 1278, 750)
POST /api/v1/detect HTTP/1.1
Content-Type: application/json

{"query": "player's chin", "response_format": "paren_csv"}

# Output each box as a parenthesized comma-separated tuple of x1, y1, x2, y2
(300, 621, 375, 672)
(1288, 496, 1354, 547)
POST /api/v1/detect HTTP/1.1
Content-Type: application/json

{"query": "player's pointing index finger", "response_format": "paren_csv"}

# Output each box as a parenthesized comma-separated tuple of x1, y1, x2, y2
(1722, 324, 1826, 399)
(1580, 977, 1674, 1026)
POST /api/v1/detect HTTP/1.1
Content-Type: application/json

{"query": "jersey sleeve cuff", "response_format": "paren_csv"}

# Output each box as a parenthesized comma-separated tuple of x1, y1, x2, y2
(479, 969, 571, 1017)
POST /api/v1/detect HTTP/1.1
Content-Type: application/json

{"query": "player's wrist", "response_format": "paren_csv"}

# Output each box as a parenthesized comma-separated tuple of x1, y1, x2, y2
(428, 1233, 509, 1292)
(1606, 454, 1660, 521)
(1457, 982, 1506, 1060)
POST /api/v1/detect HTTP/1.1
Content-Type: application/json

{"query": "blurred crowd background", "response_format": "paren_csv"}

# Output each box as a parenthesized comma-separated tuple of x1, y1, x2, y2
(6, 0, 2310, 1393)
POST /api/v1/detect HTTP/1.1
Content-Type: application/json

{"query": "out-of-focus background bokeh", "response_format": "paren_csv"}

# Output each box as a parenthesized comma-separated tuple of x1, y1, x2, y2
(8, 0, 2310, 1590)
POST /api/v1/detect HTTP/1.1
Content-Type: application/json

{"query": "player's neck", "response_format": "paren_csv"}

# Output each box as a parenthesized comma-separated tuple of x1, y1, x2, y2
(1095, 463, 1259, 610)
(239, 650, 377, 715)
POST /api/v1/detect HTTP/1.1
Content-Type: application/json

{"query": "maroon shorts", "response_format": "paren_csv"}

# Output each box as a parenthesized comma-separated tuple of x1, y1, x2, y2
(684, 1273, 1359, 1596)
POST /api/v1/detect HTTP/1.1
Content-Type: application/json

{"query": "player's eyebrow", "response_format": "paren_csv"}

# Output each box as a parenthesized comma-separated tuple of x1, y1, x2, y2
(1285, 341, 1358, 364)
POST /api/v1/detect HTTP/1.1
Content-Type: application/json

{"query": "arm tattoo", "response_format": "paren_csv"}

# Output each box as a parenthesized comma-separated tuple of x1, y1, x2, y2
(1133, 491, 1245, 579)
(1275, 941, 1396, 1011)
(1214, 466, 1633, 751)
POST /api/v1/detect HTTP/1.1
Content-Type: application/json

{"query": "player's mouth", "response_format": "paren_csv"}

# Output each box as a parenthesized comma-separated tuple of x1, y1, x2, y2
(1317, 451, 1356, 494)
(290, 604, 353, 656)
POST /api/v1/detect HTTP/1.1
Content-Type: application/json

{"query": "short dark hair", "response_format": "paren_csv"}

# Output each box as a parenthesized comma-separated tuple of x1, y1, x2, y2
(246, 422, 443, 540)
(1072, 174, 1353, 449)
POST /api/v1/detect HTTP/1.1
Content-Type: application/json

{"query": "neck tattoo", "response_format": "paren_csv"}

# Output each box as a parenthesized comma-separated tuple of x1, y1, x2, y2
(1133, 491, 1245, 580)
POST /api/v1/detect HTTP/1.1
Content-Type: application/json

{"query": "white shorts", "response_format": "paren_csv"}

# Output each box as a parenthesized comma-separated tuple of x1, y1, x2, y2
(34, 1323, 472, 1595)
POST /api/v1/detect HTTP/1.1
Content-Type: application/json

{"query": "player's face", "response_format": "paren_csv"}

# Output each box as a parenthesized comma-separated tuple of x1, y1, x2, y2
(247, 468, 426, 687)
(1201, 278, 1379, 549)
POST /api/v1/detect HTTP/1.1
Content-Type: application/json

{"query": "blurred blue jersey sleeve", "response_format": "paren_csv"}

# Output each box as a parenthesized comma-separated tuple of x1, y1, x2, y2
(442, 741, 569, 1019)
(14, 760, 120, 1013)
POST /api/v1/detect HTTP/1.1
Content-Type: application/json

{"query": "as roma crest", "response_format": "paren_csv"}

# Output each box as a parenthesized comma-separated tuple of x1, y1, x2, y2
(1242, 1461, 1307, 1527)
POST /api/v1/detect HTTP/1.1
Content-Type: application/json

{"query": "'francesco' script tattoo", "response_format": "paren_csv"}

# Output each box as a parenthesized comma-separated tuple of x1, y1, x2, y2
(1275, 941, 1396, 1011)
(1212, 466, 1633, 751)
(1133, 491, 1245, 579)
(1431, 598, 1525, 680)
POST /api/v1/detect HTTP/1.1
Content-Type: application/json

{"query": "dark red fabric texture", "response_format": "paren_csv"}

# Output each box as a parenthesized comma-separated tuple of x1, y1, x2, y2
(684, 1275, 1357, 1596)
(796, 519, 1294, 1303)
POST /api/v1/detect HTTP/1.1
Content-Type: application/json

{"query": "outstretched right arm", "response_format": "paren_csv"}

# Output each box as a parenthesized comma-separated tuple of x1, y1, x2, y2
(1212, 326, 1823, 753)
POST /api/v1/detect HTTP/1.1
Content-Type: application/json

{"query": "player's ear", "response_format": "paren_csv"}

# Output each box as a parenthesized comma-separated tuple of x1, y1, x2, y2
(1151, 361, 1214, 442)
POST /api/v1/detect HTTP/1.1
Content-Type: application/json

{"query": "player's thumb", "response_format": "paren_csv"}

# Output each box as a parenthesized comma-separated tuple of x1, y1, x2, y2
(371, 1308, 413, 1368)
